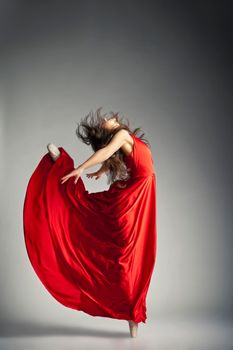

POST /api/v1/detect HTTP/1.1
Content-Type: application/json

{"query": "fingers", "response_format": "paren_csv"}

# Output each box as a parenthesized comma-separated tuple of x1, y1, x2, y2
(86, 173, 101, 180)
(61, 169, 81, 185)
(86, 174, 96, 179)
(74, 176, 79, 184)
(60, 177, 68, 184)
(86, 172, 97, 178)
(60, 175, 79, 185)
(60, 173, 72, 184)
(61, 169, 101, 185)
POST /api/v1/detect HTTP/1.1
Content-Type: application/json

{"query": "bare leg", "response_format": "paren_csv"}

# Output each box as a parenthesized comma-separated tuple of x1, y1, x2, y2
(128, 320, 138, 338)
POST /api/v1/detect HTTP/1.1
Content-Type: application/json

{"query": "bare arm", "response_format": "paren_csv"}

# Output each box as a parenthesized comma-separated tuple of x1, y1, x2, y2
(78, 129, 129, 171)
(60, 129, 129, 185)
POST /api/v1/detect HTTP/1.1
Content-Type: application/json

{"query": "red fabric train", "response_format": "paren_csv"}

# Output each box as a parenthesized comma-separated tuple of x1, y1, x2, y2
(23, 133, 157, 323)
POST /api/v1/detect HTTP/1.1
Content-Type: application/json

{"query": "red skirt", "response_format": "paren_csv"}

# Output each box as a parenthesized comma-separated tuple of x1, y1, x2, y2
(23, 143, 157, 323)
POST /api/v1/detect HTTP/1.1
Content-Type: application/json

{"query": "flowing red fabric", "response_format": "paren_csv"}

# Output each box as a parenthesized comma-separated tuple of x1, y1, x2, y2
(23, 133, 157, 324)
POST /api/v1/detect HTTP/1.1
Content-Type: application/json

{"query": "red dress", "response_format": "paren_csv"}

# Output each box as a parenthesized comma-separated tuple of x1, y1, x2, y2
(23, 133, 157, 324)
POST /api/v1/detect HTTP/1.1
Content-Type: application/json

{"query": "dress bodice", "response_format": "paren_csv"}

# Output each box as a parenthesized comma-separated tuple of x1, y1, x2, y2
(123, 133, 155, 178)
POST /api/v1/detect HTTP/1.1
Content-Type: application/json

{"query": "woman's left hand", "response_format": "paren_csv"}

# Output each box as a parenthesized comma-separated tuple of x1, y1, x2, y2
(60, 166, 84, 185)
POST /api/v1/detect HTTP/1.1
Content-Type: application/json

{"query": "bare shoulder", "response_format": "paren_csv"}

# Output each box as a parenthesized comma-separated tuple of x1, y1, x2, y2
(118, 130, 134, 156)
(104, 128, 132, 157)
(114, 128, 131, 140)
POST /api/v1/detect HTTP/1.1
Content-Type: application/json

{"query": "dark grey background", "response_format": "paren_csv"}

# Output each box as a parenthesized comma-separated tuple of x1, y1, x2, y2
(0, 0, 232, 348)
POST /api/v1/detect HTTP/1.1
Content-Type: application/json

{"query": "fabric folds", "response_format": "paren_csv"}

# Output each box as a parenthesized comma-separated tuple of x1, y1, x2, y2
(23, 133, 157, 323)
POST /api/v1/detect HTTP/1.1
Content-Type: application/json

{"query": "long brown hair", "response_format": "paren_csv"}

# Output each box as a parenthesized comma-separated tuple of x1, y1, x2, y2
(75, 107, 151, 185)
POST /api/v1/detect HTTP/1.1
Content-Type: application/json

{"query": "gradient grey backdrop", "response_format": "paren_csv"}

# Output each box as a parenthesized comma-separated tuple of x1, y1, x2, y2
(0, 0, 232, 348)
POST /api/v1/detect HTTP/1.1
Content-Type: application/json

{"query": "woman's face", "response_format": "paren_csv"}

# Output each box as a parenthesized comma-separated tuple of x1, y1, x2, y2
(102, 117, 119, 130)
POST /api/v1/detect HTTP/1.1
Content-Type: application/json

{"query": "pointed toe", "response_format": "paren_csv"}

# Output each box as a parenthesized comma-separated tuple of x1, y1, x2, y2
(128, 320, 138, 338)
(47, 143, 61, 161)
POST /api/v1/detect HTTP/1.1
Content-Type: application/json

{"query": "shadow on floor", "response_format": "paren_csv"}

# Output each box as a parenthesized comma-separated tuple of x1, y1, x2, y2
(0, 321, 129, 338)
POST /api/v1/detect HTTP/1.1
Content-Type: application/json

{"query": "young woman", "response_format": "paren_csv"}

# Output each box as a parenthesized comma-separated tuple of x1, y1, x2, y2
(23, 107, 157, 338)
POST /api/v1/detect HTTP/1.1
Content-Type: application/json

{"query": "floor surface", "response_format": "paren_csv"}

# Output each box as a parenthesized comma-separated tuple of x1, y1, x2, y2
(0, 316, 232, 350)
